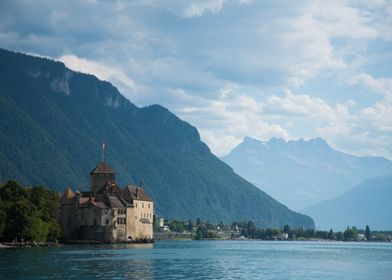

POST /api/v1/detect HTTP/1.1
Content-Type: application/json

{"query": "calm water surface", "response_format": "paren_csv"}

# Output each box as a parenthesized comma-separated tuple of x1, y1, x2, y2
(0, 240, 391, 279)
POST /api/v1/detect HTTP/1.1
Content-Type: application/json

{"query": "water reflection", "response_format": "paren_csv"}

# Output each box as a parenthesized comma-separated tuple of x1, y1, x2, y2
(0, 241, 391, 280)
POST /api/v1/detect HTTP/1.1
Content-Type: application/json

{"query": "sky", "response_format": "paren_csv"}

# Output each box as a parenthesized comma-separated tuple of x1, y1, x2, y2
(1, 0, 392, 158)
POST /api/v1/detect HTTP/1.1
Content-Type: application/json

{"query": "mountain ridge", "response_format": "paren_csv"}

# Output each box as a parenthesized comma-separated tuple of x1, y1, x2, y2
(0, 48, 314, 229)
(222, 136, 392, 210)
(303, 174, 392, 230)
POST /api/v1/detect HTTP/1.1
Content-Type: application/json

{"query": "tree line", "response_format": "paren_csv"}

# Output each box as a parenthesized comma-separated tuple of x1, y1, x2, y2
(156, 218, 392, 242)
(0, 180, 61, 243)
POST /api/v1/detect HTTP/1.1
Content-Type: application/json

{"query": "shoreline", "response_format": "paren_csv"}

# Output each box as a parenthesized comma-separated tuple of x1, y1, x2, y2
(0, 239, 154, 249)
(1, 238, 390, 249)
(0, 241, 61, 249)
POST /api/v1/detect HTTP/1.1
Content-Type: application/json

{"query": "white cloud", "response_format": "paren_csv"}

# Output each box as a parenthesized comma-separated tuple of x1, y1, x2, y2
(1, 0, 391, 159)
(58, 54, 136, 96)
(264, 90, 337, 122)
(169, 85, 289, 156)
(181, 0, 226, 18)
(349, 73, 392, 99)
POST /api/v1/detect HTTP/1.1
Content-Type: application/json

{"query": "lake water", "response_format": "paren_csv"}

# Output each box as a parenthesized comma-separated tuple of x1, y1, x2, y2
(1, 240, 391, 279)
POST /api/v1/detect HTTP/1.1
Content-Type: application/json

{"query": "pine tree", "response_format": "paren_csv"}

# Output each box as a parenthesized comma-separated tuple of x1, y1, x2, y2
(365, 225, 371, 241)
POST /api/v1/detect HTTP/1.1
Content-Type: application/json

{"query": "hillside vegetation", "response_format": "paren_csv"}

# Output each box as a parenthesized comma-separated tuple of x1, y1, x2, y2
(0, 49, 314, 228)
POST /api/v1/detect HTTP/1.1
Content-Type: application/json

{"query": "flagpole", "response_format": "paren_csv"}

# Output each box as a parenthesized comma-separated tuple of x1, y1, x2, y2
(102, 143, 106, 162)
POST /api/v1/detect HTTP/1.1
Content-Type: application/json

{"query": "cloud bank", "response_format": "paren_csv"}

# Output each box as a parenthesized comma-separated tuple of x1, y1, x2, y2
(0, 0, 391, 158)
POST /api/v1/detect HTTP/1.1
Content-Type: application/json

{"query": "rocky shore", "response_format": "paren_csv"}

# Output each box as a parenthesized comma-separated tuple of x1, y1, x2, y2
(0, 241, 61, 249)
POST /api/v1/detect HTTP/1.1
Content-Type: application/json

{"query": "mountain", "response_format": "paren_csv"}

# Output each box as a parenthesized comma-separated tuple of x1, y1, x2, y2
(303, 175, 392, 230)
(0, 48, 314, 228)
(222, 137, 392, 210)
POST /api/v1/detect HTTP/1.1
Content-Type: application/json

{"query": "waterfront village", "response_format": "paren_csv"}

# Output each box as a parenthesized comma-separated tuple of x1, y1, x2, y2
(57, 159, 389, 244)
(0, 160, 391, 247)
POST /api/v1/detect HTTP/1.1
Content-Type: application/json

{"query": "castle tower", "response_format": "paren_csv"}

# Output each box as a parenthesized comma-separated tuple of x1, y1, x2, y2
(89, 161, 115, 195)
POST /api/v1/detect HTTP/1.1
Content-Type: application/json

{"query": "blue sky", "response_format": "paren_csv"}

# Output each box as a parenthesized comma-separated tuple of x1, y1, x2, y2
(1, 0, 391, 158)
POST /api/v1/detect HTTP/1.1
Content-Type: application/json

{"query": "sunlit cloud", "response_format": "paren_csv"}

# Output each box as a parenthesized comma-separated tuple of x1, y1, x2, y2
(1, 0, 391, 158)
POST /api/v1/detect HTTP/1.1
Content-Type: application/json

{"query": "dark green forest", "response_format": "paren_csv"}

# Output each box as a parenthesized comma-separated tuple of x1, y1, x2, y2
(0, 48, 314, 228)
(0, 180, 61, 242)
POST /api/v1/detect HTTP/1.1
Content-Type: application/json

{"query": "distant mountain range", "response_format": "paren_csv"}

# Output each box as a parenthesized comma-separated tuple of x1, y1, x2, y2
(0, 48, 314, 229)
(303, 175, 392, 230)
(222, 137, 392, 211)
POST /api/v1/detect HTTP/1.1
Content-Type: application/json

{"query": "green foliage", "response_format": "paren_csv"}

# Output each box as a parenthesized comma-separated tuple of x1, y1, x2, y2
(343, 226, 358, 241)
(0, 201, 5, 238)
(0, 48, 314, 229)
(168, 220, 185, 233)
(328, 229, 334, 240)
(0, 180, 61, 242)
(196, 225, 208, 240)
(365, 225, 371, 241)
(336, 231, 344, 241)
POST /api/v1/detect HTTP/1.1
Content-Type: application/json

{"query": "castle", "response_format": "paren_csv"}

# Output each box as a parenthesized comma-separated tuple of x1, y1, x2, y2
(59, 161, 153, 243)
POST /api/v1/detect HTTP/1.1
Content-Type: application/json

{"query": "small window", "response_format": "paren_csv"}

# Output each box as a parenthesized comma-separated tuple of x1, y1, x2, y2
(148, 203, 150, 209)
(135, 203, 137, 208)
(142, 203, 144, 208)
(117, 208, 126, 215)
(106, 219, 109, 225)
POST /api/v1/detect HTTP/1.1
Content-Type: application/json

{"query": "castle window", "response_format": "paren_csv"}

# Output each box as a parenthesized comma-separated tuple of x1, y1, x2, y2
(117, 208, 126, 215)
(117, 217, 126, 225)
(106, 219, 109, 225)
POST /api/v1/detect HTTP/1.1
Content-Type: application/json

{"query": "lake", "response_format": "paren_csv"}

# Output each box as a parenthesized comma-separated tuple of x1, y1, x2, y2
(1, 240, 391, 279)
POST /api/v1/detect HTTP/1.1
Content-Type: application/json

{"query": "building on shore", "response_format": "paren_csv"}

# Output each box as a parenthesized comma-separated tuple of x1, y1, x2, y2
(59, 161, 153, 243)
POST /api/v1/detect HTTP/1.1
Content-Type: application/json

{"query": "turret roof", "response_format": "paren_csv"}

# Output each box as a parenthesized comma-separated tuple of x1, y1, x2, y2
(90, 161, 115, 174)
(62, 187, 75, 200)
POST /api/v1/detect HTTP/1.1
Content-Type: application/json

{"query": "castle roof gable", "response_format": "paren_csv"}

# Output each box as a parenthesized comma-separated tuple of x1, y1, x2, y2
(123, 185, 152, 202)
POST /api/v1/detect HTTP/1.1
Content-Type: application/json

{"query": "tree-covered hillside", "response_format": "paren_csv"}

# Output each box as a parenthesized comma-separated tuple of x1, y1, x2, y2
(0, 48, 314, 228)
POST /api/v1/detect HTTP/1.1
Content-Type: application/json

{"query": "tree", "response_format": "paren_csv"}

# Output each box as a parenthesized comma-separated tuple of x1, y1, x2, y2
(3, 199, 30, 241)
(0, 200, 5, 238)
(365, 225, 371, 241)
(25, 217, 49, 242)
(304, 229, 315, 238)
(343, 226, 358, 241)
(0, 180, 62, 242)
(196, 225, 208, 240)
(187, 220, 194, 231)
(328, 229, 334, 240)
(283, 224, 290, 234)
(247, 220, 256, 238)
(47, 220, 62, 242)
